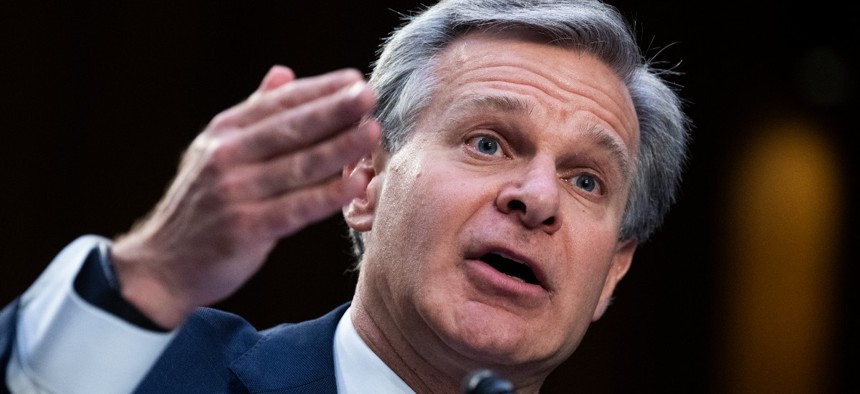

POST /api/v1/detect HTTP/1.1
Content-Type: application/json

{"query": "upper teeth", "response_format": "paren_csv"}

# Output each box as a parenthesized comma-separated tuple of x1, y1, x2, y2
(498, 252, 525, 265)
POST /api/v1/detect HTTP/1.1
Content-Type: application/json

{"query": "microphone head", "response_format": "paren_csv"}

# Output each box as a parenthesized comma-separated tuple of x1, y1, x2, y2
(462, 369, 516, 394)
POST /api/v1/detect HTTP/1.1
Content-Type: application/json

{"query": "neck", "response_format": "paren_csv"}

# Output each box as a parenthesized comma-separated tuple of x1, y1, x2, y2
(350, 281, 546, 394)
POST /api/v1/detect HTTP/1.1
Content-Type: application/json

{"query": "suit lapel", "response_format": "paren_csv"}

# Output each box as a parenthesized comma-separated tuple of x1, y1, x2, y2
(229, 303, 349, 394)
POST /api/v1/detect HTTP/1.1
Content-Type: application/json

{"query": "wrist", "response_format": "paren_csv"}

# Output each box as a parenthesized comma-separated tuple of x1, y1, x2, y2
(72, 243, 171, 332)
(110, 235, 192, 330)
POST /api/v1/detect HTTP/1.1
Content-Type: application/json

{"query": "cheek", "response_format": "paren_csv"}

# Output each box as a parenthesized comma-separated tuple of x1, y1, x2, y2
(372, 158, 496, 278)
(382, 159, 482, 231)
(381, 165, 434, 233)
(370, 159, 449, 266)
(555, 222, 620, 308)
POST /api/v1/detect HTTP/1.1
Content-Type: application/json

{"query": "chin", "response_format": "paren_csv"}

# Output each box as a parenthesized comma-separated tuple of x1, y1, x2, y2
(442, 300, 559, 366)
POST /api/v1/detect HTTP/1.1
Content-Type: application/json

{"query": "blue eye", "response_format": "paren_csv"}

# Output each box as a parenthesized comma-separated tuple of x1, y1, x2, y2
(574, 174, 598, 193)
(473, 136, 501, 156)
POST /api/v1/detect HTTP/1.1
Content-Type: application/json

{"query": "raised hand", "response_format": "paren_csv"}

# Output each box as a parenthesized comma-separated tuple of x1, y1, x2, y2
(109, 66, 381, 329)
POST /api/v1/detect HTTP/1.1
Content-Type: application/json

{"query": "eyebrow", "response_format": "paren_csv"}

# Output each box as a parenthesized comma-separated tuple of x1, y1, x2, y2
(581, 123, 632, 182)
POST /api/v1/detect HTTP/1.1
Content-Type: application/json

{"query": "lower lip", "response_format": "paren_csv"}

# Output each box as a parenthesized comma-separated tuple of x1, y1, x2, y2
(464, 259, 548, 303)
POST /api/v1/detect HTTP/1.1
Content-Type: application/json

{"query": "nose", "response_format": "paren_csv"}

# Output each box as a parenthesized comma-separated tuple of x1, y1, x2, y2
(496, 157, 562, 234)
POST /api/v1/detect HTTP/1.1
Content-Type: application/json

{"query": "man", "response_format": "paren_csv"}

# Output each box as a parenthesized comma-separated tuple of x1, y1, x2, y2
(1, 0, 690, 393)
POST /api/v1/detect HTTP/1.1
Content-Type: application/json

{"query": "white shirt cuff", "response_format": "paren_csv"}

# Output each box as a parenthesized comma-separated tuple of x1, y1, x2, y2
(9, 235, 176, 394)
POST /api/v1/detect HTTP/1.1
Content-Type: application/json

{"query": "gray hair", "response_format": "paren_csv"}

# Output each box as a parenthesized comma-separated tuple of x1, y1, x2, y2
(349, 0, 691, 261)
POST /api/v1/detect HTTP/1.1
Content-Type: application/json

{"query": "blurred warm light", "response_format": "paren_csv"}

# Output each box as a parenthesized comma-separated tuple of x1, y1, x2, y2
(721, 119, 842, 393)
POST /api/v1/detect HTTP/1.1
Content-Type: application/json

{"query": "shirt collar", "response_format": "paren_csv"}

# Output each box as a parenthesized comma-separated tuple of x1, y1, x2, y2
(333, 306, 415, 394)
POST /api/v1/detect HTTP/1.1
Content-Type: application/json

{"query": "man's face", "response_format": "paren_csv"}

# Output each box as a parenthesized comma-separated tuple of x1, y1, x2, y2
(349, 31, 640, 375)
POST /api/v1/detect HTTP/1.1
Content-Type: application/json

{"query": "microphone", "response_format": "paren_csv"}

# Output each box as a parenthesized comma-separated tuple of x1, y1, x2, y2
(462, 369, 516, 394)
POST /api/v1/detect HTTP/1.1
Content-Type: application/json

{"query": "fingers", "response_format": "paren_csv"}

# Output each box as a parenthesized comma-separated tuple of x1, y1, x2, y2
(223, 119, 381, 201)
(257, 65, 295, 92)
(232, 79, 376, 163)
(218, 68, 367, 130)
(105, 65, 380, 326)
(251, 167, 373, 240)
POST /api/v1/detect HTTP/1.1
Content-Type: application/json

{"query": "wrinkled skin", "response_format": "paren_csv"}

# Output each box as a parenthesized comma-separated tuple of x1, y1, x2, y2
(346, 31, 640, 393)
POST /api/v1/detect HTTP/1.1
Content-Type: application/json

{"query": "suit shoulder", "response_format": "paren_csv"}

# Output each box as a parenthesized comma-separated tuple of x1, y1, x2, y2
(135, 303, 350, 393)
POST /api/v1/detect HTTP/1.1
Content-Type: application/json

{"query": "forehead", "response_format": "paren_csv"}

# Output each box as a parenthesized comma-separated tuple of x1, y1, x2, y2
(427, 31, 640, 154)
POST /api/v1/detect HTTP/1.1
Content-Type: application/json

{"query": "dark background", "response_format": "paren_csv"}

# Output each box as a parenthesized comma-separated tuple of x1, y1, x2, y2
(1, 1, 856, 393)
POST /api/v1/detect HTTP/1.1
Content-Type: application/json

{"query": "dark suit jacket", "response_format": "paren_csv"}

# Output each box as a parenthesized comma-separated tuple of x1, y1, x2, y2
(1, 299, 350, 394)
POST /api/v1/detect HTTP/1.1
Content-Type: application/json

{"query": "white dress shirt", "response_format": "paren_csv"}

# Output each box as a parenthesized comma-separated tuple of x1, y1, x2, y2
(333, 307, 414, 393)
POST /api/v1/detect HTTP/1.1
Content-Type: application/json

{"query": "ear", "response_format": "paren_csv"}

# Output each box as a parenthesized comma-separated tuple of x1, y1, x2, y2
(592, 238, 637, 321)
(342, 149, 388, 232)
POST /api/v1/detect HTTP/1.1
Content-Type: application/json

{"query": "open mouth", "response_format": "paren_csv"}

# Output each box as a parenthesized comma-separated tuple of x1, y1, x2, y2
(480, 253, 540, 285)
